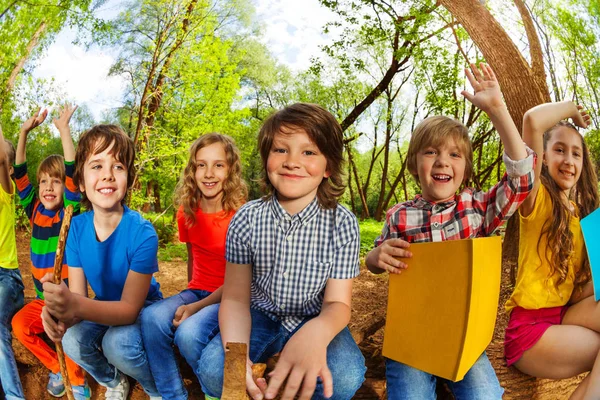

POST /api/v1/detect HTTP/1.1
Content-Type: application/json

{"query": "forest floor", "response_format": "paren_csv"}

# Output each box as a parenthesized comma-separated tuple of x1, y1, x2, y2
(12, 229, 576, 399)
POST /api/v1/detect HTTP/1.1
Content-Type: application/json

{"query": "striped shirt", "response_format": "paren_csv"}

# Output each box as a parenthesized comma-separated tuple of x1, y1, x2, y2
(14, 161, 81, 298)
(375, 148, 535, 245)
(226, 196, 360, 331)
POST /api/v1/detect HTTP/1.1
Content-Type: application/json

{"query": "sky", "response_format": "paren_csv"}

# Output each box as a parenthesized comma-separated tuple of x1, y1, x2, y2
(31, 0, 335, 121)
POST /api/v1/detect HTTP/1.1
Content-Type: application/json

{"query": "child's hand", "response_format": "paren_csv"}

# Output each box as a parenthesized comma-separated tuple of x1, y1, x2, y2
(20, 108, 48, 134)
(373, 238, 412, 274)
(246, 358, 268, 400)
(264, 324, 331, 400)
(461, 63, 504, 113)
(41, 305, 68, 342)
(173, 304, 195, 328)
(53, 104, 78, 133)
(41, 272, 77, 323)
(572, 105, 591, 129)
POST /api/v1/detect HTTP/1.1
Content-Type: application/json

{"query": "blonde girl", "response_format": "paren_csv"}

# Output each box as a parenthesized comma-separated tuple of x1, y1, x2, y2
(505, 101, 600, 399)
(140, 133, 247, 399)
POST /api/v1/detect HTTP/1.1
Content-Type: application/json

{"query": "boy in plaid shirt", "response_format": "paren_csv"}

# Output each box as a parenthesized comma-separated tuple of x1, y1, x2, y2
(366, 64, 535, 399)
(197, 103, 366, 400)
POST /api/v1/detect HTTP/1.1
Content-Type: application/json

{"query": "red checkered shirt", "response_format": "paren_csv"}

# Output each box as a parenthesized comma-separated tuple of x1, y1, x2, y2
(375, 148, 536, 245)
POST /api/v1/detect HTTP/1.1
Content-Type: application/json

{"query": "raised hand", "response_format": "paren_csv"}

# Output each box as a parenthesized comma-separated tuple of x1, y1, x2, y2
(573, 105, 591, 129)
(461, 63, 504, 113)
(53, 103, 78, 134)
(20, 108, 48, 134)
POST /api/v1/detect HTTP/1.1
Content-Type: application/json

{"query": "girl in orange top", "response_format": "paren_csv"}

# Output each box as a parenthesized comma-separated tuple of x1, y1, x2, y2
(140, 133, 247, 399)
(505, 101, 600, 399)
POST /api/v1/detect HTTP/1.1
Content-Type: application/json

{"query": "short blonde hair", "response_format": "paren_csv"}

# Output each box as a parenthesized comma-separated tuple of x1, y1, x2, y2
(407, 116, 473, 183)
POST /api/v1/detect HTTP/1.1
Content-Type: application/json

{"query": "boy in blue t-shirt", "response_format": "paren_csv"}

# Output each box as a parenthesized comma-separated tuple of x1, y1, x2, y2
(41, 125, 162, 399)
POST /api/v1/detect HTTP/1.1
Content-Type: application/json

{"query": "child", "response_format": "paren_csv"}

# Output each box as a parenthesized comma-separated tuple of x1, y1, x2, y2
(41, 125, 163, 399)
(197, 103, 366, 400)
(11, 105, 91, 399)
(140, 133, 248, 399)
(365, 63, 535, 399)
(504, 101, 600, 399)
(0, 125, 25, 400)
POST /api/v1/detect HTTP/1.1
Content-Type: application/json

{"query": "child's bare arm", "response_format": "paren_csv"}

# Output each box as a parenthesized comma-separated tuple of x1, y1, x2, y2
(16, 108, 48, 165)
(43, 270, 150, 326)
(53, 104, 77, 162)
(365, 238, 412, 274)
(520, 101, 589, 215)
(0, 126, 12, 194)
(462, 63, 527, 162)
(219, 262, 263, 398)
(265, 278, 353, 400)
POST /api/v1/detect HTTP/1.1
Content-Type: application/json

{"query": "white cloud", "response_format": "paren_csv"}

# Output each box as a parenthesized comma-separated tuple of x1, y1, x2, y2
(32, 31, 126, 121)
(254, 0, 335, 71)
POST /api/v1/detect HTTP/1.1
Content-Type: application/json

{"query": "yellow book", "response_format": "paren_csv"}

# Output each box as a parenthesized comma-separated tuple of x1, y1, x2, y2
(382, 236, 502, 381)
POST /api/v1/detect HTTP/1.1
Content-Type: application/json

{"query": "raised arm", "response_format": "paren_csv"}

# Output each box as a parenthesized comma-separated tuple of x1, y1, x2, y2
(520, 101, 589, 215)
(53, 104, 78, 162)
(16, 108, 48, 165)
(462, 63, 527, 161)
(0, 125, 13, 194)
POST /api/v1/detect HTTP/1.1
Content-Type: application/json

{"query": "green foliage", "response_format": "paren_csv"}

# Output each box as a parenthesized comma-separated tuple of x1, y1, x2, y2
(143, 211, 177, 246)
(158, 242, 187, 262)
(358, 218, 385, 256)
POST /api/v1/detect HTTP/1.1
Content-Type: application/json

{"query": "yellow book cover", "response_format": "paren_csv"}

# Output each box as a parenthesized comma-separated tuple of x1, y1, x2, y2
(382, 236, 502, 381)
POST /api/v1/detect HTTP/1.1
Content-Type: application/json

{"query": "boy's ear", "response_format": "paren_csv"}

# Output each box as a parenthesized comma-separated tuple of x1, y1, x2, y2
(324, 169, 331, 179)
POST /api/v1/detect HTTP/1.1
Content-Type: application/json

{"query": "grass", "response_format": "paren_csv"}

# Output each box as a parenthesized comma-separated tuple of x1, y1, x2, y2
(359, 218, 385, 256)
(158, 242, 187, 262)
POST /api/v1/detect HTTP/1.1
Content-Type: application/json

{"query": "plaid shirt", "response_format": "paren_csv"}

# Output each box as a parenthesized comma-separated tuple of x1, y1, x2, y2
(375, 148, 536, 245)
(226, 196, 360, 331)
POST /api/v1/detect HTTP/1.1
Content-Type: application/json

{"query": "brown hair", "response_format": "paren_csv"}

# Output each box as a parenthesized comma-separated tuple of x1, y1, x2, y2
(407, 116, 473, 183)
(175, 133, 247, 226)
(37, 154, 65, 183)
(538, 122, 599, 292)
(258, 103, 345, 209)
(74, 125, 135, 209)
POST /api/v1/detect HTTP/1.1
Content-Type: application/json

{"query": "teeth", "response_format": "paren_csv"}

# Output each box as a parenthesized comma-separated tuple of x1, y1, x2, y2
(433, 174, 451, 181)
(99, 188, 114, 194)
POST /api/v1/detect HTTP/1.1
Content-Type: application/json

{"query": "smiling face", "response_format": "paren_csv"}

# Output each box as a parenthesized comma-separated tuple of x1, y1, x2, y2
(266, 126, 330, 214)
(543, 125, 584, 197)
(38, 173, 64, 211)
(194, 142, 229, 210)
(416, 138, 467, 203)
(79, 140, 128, 214)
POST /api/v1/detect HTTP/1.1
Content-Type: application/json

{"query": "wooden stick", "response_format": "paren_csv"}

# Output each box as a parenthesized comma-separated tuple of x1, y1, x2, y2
(52, 204, 74, 400)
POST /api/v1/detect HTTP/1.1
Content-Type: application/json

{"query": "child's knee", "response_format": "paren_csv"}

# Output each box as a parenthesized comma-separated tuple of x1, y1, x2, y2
(11, 312, 27, 340)
(102, 327, 143, 364)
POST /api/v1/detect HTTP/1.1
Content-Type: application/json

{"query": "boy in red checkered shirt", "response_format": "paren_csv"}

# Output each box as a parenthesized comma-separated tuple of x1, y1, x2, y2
(365, 63, 535, 399)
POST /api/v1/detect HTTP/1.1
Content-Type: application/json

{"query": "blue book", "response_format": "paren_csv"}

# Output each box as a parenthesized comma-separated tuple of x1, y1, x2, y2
(581, 207, 600, 301)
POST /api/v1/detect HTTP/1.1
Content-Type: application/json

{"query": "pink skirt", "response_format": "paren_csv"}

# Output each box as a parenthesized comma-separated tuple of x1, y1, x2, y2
(504, 305, 568, 366)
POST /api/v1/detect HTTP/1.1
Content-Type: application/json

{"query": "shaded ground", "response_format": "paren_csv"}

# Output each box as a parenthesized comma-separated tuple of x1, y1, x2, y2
(12, 229, 579, 399)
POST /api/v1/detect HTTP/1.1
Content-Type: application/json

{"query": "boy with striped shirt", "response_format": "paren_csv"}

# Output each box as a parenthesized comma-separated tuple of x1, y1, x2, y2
(11, 105, 90, 399)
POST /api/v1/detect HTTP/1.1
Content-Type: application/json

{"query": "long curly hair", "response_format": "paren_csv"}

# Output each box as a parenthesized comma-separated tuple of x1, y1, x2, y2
(175, 133, 247, 226)
(538, 121, 599, 292)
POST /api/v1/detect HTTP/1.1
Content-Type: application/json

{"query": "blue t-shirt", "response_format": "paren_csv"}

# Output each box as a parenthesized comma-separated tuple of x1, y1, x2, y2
(66, 206, 161, 301)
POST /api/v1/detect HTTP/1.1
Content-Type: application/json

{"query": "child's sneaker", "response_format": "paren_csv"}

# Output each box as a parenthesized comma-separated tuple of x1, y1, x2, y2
(47, 372, 66, 397)
(205, 396, 219, 400)
(105, 372, 129, 400)
(72, 381, 92, 400)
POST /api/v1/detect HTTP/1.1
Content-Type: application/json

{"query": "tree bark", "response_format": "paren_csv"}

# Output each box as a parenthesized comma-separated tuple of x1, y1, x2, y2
(439, 0, 551, 264)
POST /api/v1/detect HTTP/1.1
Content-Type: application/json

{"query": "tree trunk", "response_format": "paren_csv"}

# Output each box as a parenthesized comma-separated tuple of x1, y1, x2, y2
(439, 0, 551, 264)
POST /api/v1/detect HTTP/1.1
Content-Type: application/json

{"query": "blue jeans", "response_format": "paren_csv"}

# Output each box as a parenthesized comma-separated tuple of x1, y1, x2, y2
(198, 308, 366, 399)
(385, 352, 503, 399)
(141, 289, 219, 400)
(62, 301, 160, 396)
(0, 268, 25, 400)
